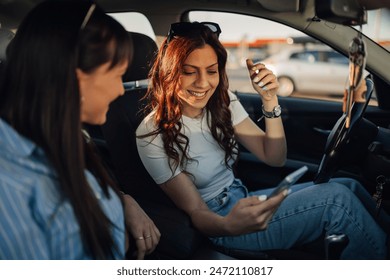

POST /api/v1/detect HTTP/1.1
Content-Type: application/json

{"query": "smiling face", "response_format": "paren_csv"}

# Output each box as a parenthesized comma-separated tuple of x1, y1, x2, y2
(77, 61, 128, 125)
(177, 44, 220, 118)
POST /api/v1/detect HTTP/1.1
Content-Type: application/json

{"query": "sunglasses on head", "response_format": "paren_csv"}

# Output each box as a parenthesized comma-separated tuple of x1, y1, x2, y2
(166, 21, 221, 44)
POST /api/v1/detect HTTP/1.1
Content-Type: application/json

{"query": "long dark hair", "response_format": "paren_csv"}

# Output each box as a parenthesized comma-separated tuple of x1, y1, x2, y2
(0, 0, 132, 259)
(142, 23, 237, 174)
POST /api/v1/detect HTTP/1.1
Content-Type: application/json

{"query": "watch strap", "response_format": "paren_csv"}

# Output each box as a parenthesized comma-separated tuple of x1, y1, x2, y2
(262, 105, 281, 118)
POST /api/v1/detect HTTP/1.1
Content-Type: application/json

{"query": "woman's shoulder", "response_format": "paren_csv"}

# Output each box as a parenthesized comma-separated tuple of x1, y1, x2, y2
(0, 119, 58, 194)
(227, 90, 239, 101)
(227, 90, 249, 125)
(136, 110, 158, 135)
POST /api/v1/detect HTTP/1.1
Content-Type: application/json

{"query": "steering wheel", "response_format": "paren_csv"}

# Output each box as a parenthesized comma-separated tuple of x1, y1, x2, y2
(314, 76, 374, 184)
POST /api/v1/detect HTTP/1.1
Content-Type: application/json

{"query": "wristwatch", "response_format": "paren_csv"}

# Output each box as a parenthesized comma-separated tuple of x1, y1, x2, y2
(262, 105, 282, 118)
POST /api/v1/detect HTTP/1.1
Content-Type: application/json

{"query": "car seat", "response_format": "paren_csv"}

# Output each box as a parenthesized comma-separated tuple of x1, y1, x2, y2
(89, 31, 331, 260)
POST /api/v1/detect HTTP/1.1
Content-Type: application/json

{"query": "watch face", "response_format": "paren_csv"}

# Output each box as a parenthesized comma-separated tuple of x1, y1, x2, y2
(274, 105, 282, 117)
(262, 105, 282, 118)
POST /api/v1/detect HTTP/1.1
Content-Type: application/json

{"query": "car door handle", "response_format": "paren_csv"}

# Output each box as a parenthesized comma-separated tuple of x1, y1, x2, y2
(313, 127, 331, 135)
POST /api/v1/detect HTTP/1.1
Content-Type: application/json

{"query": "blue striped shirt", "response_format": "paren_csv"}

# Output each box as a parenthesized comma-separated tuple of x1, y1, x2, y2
(0, 118, 125, 259)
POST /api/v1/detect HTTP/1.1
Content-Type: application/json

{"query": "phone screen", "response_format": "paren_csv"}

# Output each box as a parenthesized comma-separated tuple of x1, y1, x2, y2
(268, 166, 308, 199)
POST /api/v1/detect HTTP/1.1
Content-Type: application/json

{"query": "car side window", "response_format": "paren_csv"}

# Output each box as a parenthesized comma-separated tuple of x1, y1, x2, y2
(290, 51, 318, 63)
(108, 12, 156, 87)
(189, 11, 375, 104)
(108, 12, 156, 41)
(327, 51, 349, 65)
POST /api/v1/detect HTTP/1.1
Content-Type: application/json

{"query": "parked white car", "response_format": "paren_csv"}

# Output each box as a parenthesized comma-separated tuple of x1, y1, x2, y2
(262, 45, 350, 97)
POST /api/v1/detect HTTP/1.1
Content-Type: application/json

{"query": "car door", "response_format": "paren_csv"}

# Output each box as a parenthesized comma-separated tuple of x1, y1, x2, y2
(236, 84, 390, 193)
(235, 92, 342, 189)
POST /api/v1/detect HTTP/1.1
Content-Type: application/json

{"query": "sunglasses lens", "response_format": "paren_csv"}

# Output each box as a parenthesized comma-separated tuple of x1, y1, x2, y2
(204, 23, 218, 33)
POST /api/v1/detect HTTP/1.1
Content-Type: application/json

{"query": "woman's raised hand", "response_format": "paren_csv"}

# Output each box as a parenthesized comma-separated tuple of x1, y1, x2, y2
(246, 59, 279, 101)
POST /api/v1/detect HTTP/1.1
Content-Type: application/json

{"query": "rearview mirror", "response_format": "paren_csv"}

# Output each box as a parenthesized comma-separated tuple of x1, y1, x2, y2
(315, 0, 367, 26)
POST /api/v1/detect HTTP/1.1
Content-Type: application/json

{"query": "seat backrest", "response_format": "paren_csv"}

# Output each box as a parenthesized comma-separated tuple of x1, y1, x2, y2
(102, 87, 164, 200)
(100, 32, 168, 202)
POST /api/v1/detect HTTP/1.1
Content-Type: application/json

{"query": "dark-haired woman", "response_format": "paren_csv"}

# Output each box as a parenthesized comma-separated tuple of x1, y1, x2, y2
(0, 0, 159, 259)
(136, 22, 388, 259)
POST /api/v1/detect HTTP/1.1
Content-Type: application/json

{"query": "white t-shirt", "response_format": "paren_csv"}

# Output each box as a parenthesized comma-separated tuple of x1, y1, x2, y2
(136, 91, 248, 202)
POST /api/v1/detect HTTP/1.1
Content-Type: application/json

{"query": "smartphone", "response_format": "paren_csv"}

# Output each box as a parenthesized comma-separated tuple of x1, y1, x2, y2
(268, 165, 308, 199)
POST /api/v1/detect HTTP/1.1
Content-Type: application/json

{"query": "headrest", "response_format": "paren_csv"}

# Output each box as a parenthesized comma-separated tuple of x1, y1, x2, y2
(123, 32, 158, 82)
(0, 28, 15, 63)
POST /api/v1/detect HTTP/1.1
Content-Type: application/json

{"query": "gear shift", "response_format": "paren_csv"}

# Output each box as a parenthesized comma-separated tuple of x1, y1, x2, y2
(325, 234, 349, 259)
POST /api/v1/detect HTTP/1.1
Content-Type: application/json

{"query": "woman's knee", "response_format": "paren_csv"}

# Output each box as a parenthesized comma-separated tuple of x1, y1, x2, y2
(308, 182, 362, 212)
(329, 177, 365, 192)
(315, 181, 352, 196)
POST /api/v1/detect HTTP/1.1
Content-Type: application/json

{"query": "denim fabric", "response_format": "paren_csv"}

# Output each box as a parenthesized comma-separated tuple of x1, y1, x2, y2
(206, 178, 388, 259)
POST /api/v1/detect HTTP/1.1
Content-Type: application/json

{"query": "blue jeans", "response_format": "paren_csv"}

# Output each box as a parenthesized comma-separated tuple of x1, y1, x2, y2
(206, 178, 388, 259)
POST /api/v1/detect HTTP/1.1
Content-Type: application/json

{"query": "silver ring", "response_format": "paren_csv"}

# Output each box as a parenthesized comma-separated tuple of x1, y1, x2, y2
(144, 235, 152, 239)
(136, 236, 144, 240)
